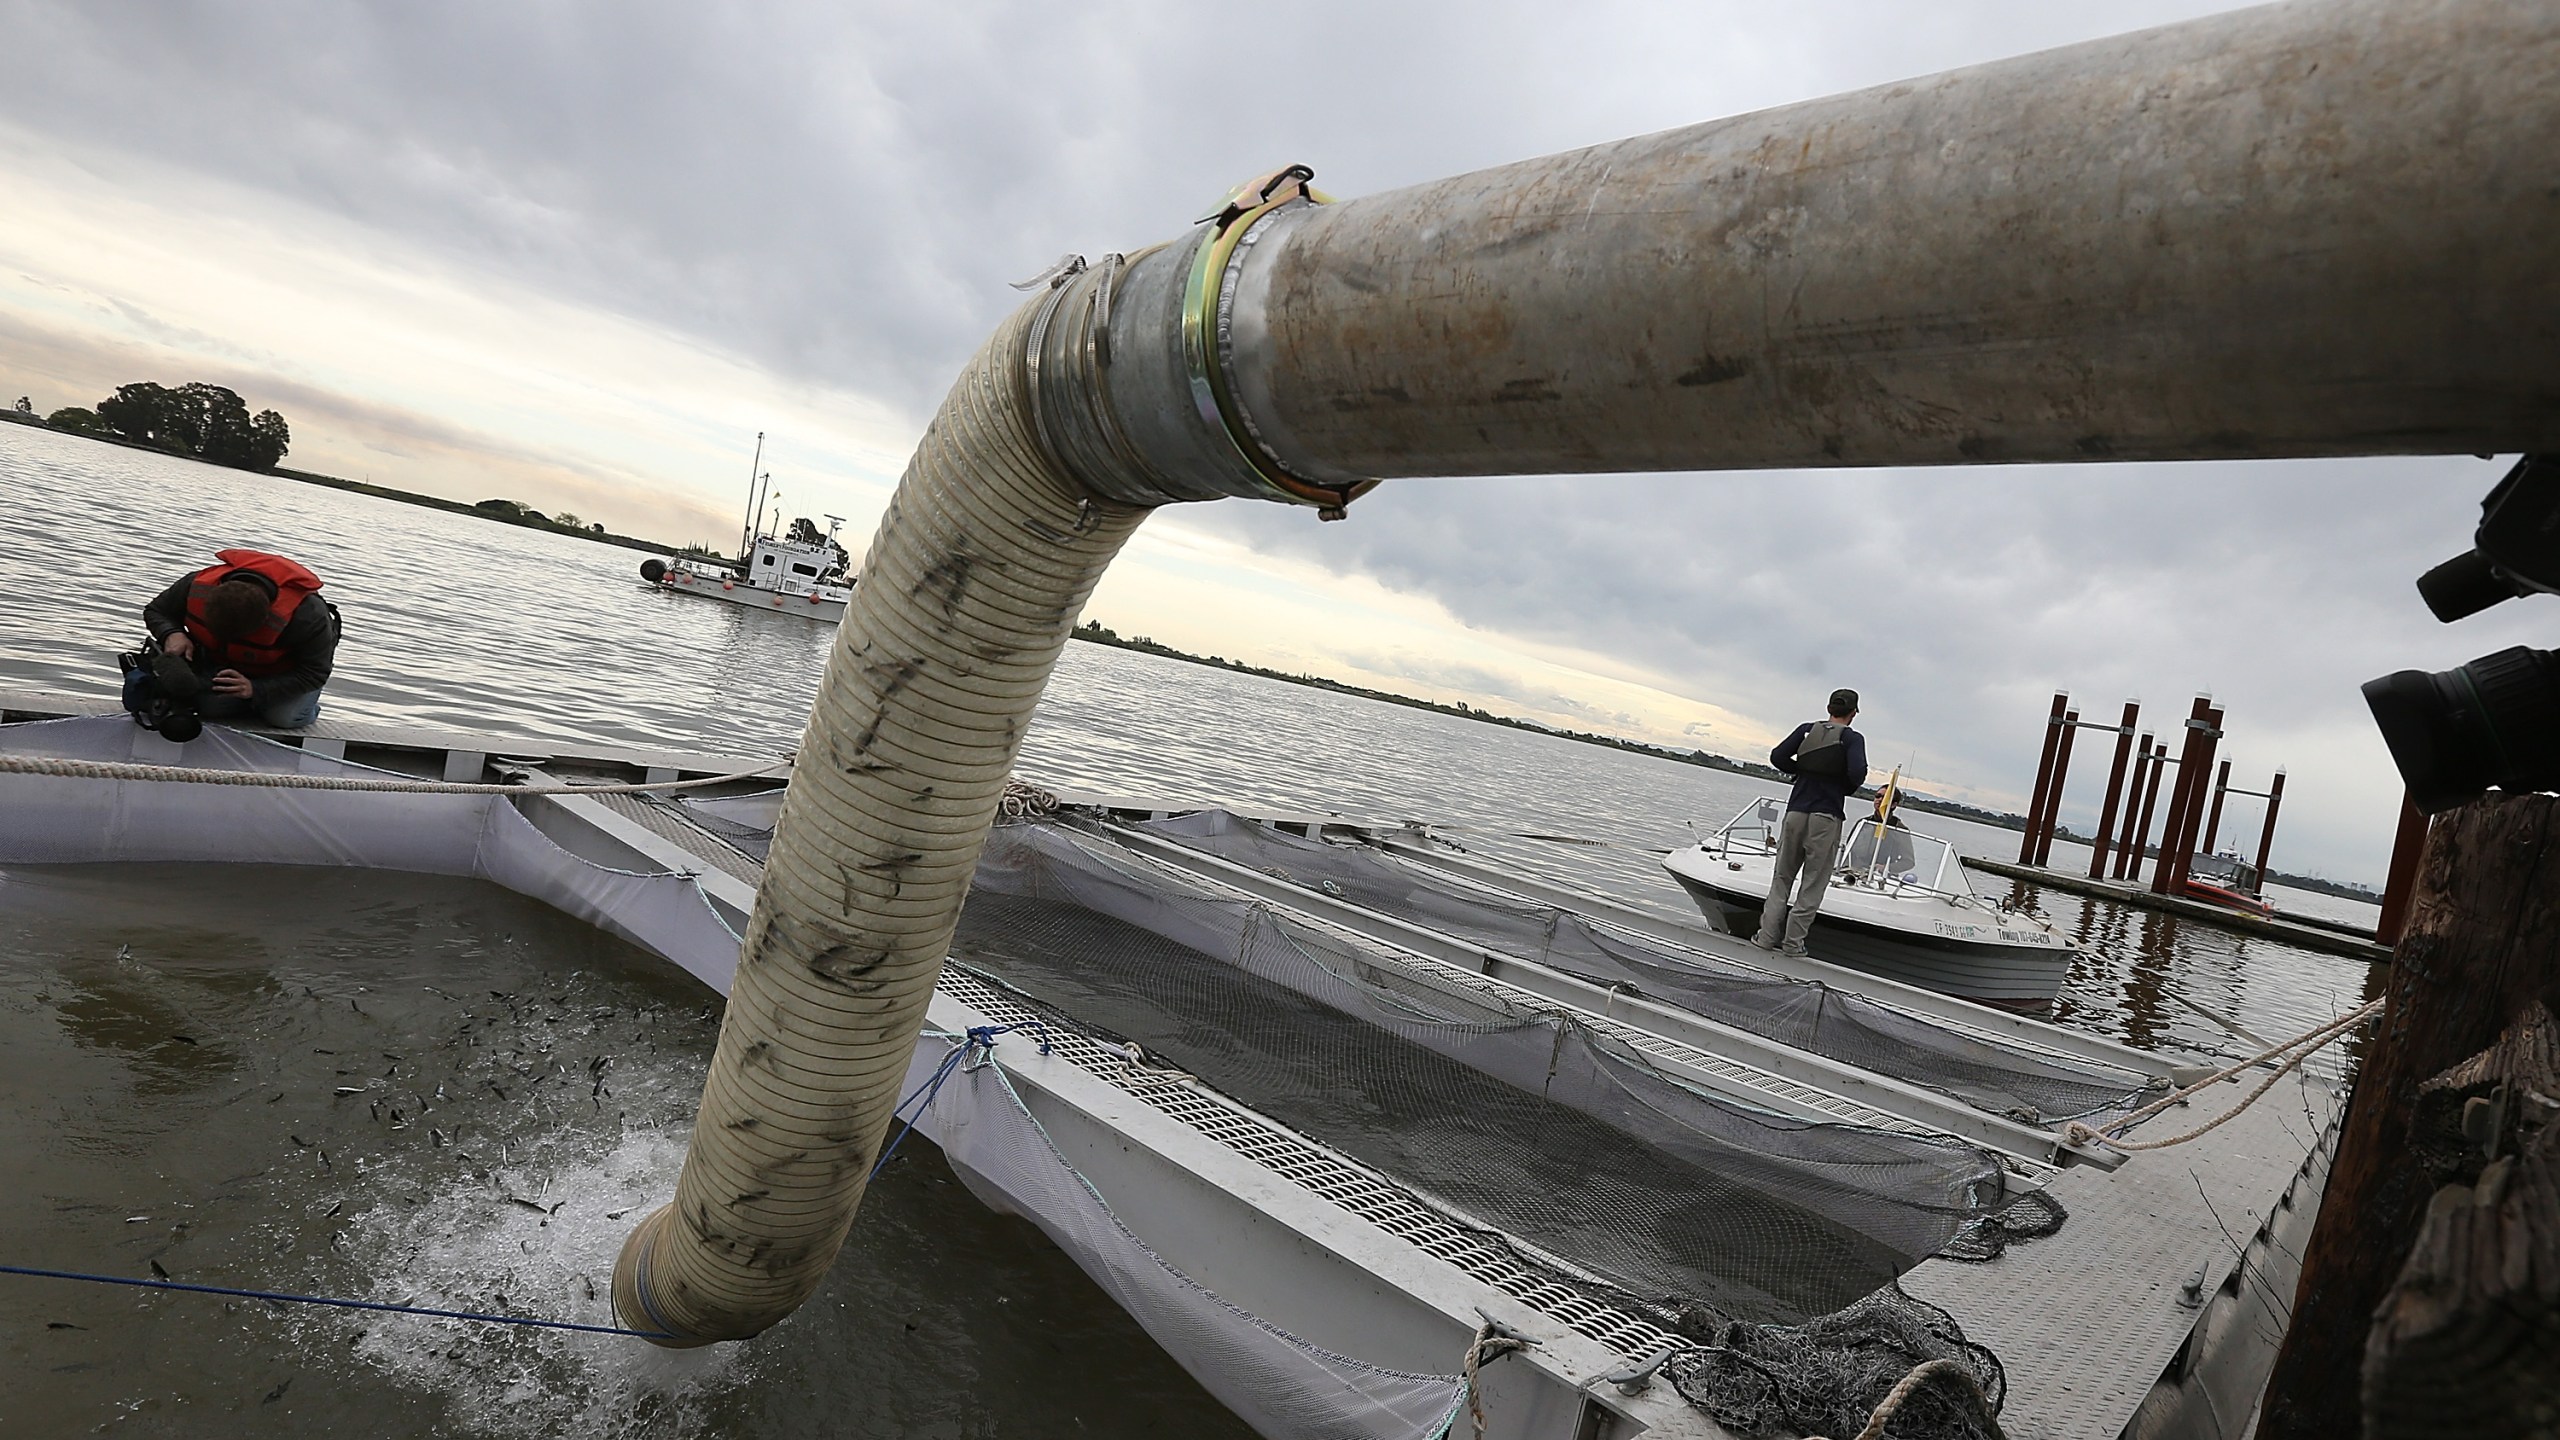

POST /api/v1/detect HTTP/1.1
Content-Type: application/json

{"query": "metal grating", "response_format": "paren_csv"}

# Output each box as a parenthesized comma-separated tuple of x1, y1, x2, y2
(593, 792, 767, 885)
(934, 965, 1684, 1360)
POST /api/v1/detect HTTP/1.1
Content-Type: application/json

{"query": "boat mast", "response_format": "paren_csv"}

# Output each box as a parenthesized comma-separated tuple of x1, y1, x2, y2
(736, 432, 765, 563)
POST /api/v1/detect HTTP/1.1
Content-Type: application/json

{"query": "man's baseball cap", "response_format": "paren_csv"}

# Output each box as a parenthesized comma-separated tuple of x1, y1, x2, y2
(1828, 688, 1859, 715)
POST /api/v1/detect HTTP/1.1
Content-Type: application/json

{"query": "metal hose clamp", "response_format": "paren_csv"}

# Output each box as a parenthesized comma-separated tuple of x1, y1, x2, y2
(1182, 166, 1380, 518)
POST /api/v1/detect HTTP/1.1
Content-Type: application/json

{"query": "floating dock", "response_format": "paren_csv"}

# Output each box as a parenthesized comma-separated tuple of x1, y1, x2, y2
(0, 689, 2353, 1438)
(1962, 856, 2391, 964)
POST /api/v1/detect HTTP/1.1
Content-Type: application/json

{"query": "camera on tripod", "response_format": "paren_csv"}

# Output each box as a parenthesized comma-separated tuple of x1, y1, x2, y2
(2363, 455, 2560, 814)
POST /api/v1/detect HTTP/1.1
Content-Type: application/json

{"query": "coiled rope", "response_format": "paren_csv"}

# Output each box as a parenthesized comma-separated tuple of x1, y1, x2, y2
(0, 750, 788, 796)
(2063, 995, 2385, 1153)
(0, 1262, 669, 1339)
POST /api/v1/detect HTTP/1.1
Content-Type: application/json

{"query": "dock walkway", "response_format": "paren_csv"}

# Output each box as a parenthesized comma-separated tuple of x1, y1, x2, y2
(1962, 855, 2391, 964)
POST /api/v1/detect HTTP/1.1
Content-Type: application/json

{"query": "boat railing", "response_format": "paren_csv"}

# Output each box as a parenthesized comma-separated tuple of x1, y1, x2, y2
(1704, 797, 1986, 907)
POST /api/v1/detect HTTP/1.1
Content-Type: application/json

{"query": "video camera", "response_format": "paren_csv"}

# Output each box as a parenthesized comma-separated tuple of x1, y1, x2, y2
(2363, 455, 2560, 814)
(117, 642, 209, 743)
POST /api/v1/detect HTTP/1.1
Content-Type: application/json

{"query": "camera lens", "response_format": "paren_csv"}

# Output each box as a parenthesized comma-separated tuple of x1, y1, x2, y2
(2363, 646, 2560, 814)
(157, 709, 204, 743)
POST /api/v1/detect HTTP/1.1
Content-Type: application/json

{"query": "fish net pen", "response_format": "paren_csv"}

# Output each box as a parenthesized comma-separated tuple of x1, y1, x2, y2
(1132, 810, 2158, 1125)
(964, 821, 2007, 1324)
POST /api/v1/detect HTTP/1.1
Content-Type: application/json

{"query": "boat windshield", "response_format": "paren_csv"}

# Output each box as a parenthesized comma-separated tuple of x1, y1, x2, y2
(1706, 798, 1969, 898)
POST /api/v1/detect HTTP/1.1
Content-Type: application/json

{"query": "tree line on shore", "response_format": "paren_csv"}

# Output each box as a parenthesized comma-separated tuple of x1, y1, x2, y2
(40, 381, 291, 471)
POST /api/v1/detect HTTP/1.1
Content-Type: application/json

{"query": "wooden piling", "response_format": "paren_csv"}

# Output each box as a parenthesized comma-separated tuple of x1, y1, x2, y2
(2255, 792, 2560, 1440)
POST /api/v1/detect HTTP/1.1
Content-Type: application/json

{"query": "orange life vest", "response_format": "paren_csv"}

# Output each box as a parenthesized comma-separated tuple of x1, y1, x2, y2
(182, 549, 325, 678)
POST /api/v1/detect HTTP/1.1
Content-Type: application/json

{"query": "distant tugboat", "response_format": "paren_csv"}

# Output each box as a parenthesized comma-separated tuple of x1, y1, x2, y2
(639, 519, 855, 622)
(2181, 850, 2279, 918)
(637, 435, 856, 622)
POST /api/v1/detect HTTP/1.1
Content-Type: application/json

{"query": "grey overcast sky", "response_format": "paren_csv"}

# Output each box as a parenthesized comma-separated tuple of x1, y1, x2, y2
(0, 1, 2541, 885)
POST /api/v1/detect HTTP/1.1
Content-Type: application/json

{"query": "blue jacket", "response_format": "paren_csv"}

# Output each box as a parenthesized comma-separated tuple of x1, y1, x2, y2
(1772, 721, 1868, 818)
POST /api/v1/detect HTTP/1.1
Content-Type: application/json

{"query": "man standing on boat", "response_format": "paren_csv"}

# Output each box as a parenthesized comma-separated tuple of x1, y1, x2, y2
(133, 548, 339, 729)
(1752, 688, 1869, 956)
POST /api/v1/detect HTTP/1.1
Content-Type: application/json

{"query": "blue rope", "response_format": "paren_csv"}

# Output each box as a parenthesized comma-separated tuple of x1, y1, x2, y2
(0, 1262, 670, 1338)
(869, 1023, 1049, 1182)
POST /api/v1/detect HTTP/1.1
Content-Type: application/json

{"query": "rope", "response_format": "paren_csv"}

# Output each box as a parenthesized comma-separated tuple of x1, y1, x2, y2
(0, 1262, 669, 1339)
(997, 779, 1062, 822)
(1458, 1320, 1532, 1439)
(0, 750, 788, 796)
(2063, 996, 2384, 1154)
(867, 1024, 1052, 1182)
(1808, 1357, 2007, 1440)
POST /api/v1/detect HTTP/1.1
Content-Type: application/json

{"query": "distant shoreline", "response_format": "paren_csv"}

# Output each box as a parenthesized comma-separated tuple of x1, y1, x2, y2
(2, 411, 694, 558)
(1065, 622, 2384, 901)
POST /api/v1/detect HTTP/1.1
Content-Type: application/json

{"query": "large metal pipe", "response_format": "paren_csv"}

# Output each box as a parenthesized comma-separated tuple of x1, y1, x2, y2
(1219, 0, 2558, 486)
(620, 0, 2560, 1345)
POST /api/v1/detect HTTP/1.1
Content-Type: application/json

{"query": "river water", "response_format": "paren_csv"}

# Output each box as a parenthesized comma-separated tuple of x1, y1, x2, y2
(0, 424, 2381, 1436)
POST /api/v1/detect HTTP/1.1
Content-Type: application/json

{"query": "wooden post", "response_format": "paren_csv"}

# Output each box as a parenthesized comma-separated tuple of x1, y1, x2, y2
(2377, 792, 2430, 947)
(2034, 707, 2080, 866)
(2359, 1002, 2560, 1437)
(2202, 758, 2233, 854)
(2019, 692, 2068, 864)
(2255, 792, 2560, 1439)
(2089, 700, 2141, 879)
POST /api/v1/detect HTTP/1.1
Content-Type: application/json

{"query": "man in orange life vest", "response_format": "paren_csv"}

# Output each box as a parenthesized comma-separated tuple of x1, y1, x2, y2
(137, 549, 339, 729)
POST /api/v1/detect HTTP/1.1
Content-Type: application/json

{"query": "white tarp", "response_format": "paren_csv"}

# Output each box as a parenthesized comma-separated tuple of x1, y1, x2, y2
(0, 716, 740, 987)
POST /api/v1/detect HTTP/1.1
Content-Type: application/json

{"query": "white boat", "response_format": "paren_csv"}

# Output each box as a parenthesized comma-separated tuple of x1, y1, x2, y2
(1662, 796, 2076, 1010)
(640, 521, 856, 621)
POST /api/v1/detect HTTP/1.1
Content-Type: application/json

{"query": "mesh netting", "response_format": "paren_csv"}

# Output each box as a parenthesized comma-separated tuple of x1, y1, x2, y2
(962, 821, 2006, 1328)
(1665, 1283, 2007, 1440)
(1934, 1188, 2070, 1265)
(1135, 810, 2154, 1124)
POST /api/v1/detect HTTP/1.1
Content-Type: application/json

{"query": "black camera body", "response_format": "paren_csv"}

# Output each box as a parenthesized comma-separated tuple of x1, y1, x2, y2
(119, 645, 209, 743)
(2364, 455, 2560, 813)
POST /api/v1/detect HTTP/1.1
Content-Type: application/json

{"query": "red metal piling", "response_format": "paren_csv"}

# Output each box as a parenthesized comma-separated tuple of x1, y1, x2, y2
(2018, 692, 2068, 864)
(2163, 704, 2226, 896)
(2149, 698, 2212, 895)
(2123, 739, 2167, 881)
(2033, 706, 2081, 865)
(2374, 790, 2428, 947)
(2202, 758, 2234, 854)
(2087, 701, 2141, 880)
(2252, 768, 2286, 894)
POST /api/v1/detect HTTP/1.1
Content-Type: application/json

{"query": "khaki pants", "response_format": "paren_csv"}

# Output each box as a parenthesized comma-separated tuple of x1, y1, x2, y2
(1754, 811, 1841, 954)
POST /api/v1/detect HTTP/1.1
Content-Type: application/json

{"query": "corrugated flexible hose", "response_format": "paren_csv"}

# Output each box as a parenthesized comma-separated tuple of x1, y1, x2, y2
(612, 299, 1149, 1343)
